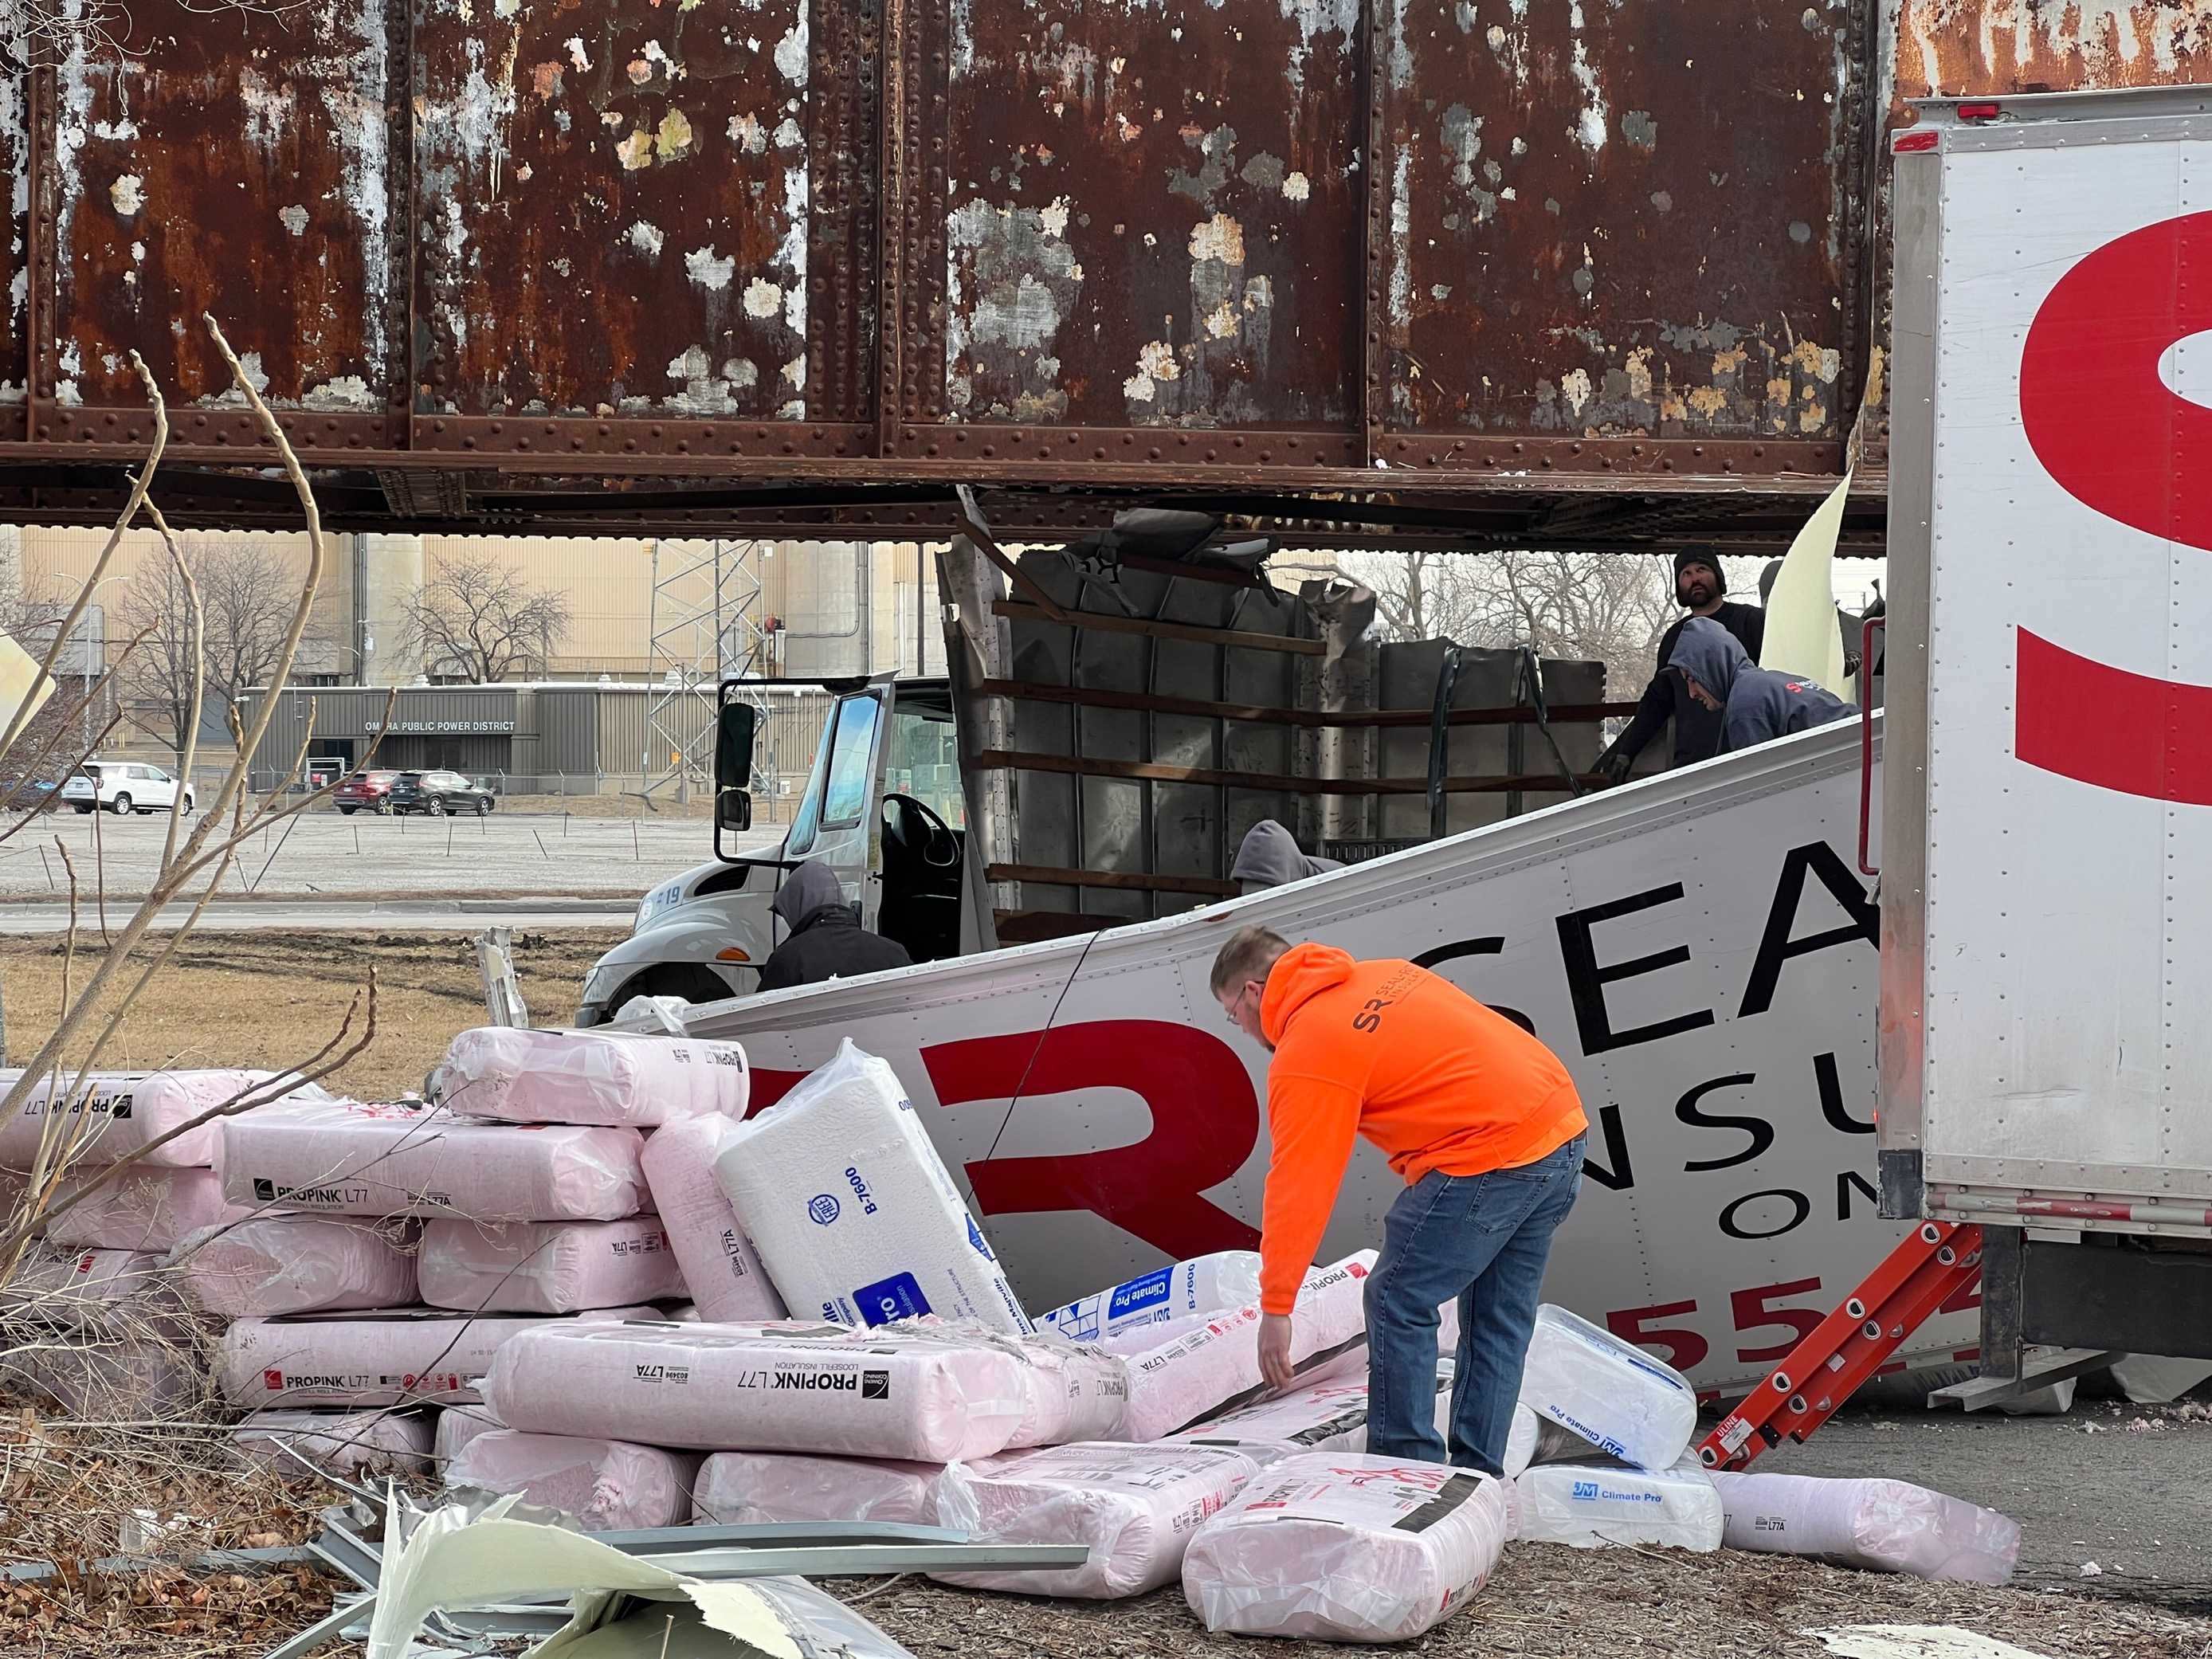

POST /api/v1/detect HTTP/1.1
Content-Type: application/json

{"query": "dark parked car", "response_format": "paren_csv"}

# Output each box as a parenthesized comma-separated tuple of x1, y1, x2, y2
(386, 769, 495, 817)
(332, 768, 402, 815)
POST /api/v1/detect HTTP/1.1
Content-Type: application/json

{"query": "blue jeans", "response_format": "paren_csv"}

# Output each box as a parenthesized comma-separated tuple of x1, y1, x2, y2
(1363, 1135, 1585, 1475)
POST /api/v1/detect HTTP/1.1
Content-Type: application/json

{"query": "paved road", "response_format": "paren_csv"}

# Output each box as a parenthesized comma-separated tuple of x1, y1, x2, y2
(1755, 1398, 2212, 1610)
(0, 900, 635, 932)
(0, 812, 784, 901)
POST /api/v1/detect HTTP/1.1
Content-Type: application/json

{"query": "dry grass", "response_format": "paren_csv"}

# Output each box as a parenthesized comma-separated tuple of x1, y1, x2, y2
(0, 929, 624, 1102)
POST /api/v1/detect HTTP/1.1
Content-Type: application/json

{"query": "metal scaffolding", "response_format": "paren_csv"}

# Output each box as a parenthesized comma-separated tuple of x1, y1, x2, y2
(641, 538, 771, 802)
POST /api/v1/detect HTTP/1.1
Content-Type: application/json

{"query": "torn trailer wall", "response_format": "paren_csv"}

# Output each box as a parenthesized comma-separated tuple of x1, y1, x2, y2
(940, 539, 1619, 937)
(0, 0, 2205, 528)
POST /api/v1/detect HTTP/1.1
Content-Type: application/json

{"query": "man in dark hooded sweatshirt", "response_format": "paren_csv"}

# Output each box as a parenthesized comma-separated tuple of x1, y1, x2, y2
(1230, 820, 1343, 896)
(756, 859, 912, 992)
(1594, 547, 1766, 783)
(1667, 615, 1853, 753)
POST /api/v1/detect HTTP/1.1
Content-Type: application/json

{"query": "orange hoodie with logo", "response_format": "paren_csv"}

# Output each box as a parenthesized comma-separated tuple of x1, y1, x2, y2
(1255, 943, 1587, 1314)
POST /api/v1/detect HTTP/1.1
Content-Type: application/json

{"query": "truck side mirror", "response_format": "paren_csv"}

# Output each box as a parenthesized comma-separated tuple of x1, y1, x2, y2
(715, 698, 759, 843)
(719, 788, 753, 831)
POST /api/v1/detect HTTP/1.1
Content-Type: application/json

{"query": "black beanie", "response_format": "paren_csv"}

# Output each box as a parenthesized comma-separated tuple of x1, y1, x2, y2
(1673, 547, 1724, 592)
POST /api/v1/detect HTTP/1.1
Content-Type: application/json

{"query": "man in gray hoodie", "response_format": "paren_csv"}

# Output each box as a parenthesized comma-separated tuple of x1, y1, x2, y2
(1230, 820, 1343, 896)
(757, 859, 913, 991)
(1666, 615, 1854, 755)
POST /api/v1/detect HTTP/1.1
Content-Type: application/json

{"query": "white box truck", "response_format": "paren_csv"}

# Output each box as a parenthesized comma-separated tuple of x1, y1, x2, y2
(1881, 86, 2212, 1388)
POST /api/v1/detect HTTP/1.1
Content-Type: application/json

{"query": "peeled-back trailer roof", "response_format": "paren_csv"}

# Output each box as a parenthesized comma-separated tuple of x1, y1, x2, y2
(0, 3, 2200, 541)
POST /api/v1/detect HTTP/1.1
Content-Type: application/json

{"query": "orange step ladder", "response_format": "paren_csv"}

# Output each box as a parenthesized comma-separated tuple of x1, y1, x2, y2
(1696, 1221, 1984, 1472)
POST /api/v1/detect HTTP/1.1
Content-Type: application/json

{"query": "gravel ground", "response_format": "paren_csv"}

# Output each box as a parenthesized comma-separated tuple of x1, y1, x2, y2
(0, 810, 779, 900)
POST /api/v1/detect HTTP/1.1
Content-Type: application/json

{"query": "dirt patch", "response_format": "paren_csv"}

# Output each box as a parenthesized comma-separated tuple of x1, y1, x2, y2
(0, 929, 626, 1102)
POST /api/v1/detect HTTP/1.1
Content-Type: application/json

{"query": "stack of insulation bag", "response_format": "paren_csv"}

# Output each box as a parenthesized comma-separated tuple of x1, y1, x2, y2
(0, 1067, 331, 1420)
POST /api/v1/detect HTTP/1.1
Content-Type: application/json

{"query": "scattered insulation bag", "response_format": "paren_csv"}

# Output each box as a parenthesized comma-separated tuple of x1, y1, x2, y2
(1519, 1304, 1697, 1470)
(45, 1167, 251, 1252)
(438, 1026, 749, 1128)
(692, 1449, 941, 1528)
(1037, 1252, 1264, 1345)
(714, 1041, 1032, 1334)
(1710, 1471, 2022, 1584)
(0, 1069, 312, 1167)
(484, 1319, 1030, 1462)
(1515, 1455, 1724, 1551)
(924, 1320, 1128, 1447)
(933, 1442, 1258, 1599)
(215, 1307, 654, 1408)
(1163, 1377, 1370, 1467)
(232, 1408, 433, 1477)
(1180, 1453, 1513, 1641)
(1501, 1402, 1596, 1479)
(417, 1216, 688, 1314)
(434, 1400, 506, 1465)
(446, 1430, 703, 1530)
(639, 1112, 786, 1322)
(18, 1339, 202, 1418)
(167, 1215, 418, 1318)
(217, 1100, 648, 1222)
(1120, 1253, 1375, 1443)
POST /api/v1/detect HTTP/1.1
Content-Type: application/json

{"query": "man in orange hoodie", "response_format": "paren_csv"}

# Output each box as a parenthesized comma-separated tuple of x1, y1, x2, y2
(1211, 924, 1587, 1475)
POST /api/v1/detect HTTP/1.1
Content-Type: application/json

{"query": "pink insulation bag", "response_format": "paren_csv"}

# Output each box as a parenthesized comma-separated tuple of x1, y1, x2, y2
(418, 1217, 688, 1313)
(445, 1430, 702, 1530)
(439, 1027, 748, 1127)
(640, 1113, 786, 1321)
(168, 1217, 418, 1317)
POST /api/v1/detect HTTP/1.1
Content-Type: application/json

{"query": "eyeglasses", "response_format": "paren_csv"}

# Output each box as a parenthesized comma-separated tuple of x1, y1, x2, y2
(1223, 983, 1255, 1027)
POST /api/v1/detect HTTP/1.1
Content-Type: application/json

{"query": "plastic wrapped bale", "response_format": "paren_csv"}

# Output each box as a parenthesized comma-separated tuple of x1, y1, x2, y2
(44, 1167, 250, 1252)
(435, 1401, 506, 1465)
(418, 1217, 688, 1314)
(1515, 1455, 1724, 1551)
(1500, 1402, 1594, 1479)
(639, 1112, 786, 1322)
(0, 1069, 317, 1167)
(1120, 1253, 1375, 1442)
(932, 1442, 1257, 1599)
(1711, 1471, 2022, 1584)
(215, 1308, 653, 1408)
(714, 1041, 1032, 1334)
(484, 1320, 1030, 1462)
(168, 1217, 418, 1318)
(1181, 1453, 1515, 1641)
(1519, 1304, 1698, 1470)
(1036, 1252, 1264, 1345)
(2, 1246, 181, 1334)
(217, 1100, 648, 1222)
(439, 1027, 749, 1127)
(22, 1339, 203, 1418)
(692, 1449, 941, 1528)
(446, 1430, 703, 1530)
(1163, 1377, 1370, 1467)
(233, 1408, 433, 1477)
(955, 1324, 1126, 1448)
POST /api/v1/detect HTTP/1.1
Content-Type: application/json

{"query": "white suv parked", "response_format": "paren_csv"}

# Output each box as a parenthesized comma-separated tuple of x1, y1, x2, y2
(61, 762, 194, 816)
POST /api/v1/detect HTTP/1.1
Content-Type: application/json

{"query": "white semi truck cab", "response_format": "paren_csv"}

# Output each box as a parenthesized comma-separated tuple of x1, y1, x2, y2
(1879, 86, 2212, 1383)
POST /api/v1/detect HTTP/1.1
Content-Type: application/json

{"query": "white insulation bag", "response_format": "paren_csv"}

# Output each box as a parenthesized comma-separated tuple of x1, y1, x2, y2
(692, 1449, 942, 1528)
(933, 1442, 1258, 1599)
(446, 1430, 702, 1530)
(1515, 1455, 1724, 1550)
(1120, 1252, 1375, 1443)
(1036, 1252, 1264, 1344)
(418, 1217, 688, 1313)
(1519, 1304, 1697, 1471)
(713, 1041, 1031, 1334)
(484, 1319, 1030, 1462)
(1710, 1471, 2022, 1584)
(1181, 1453, 1514, 1641)
(640, 1112, 786, 1322)
(439, 1027, 749, 1127)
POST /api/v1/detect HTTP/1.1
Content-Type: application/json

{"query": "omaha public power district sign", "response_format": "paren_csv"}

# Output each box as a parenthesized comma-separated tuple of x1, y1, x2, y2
(389, 720, 517, 735)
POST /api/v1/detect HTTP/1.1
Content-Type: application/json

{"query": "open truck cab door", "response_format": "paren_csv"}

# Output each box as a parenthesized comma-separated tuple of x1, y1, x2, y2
(575, 673, 970, 1026)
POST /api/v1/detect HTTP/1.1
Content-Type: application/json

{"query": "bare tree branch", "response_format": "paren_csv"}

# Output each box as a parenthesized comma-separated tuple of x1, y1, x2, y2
(399, 555, 574, 683)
